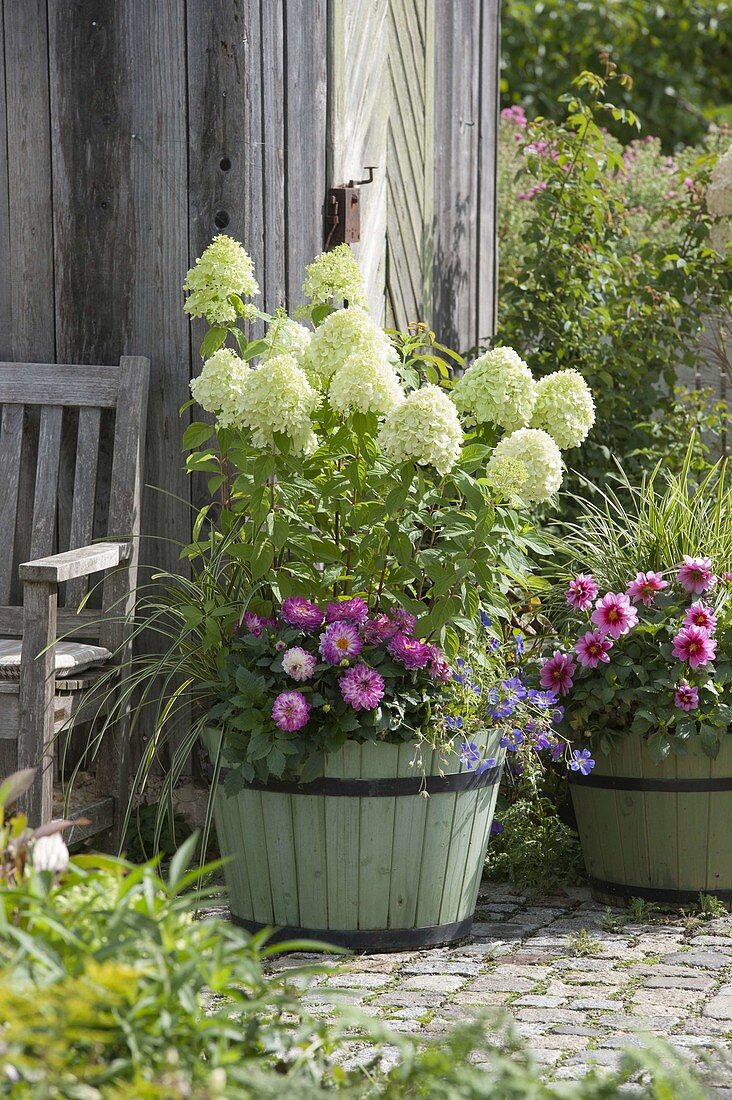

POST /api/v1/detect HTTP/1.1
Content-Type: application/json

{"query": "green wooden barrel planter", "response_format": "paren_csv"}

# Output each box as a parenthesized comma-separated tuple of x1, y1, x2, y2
(210, 730, 505, 951)
(569, 734, 732, 908)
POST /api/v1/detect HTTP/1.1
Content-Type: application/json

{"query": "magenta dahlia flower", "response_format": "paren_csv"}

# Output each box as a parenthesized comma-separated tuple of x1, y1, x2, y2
(591, 592, 638, 639)
(362, 613, 398, 645)
(281, 646, 317, 682)
(280, 597, 324, 632)
(427, 644, 452, 683)
(565, 574, 599, 611)
(319, 621, 363, 664)
(626, 571, 668, 607)
(272, 690, 311, 731)
(676, 556, 715, 595)
(391, 608, 417, 636)
(241, 611, 264, 637)
(539, 651, 575, 696)
(575, 630, 613, 668)
(674, 681, 699, 711)
(325, 597, 369, 625)
(388, 632, 430, 670)
(339, 664, 385, 710)
(682, 601, 717, 634)
(672, 625, 716, 669)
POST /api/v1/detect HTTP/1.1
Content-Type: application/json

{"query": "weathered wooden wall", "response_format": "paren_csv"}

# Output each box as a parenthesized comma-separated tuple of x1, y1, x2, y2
(0, 0, 499, 751)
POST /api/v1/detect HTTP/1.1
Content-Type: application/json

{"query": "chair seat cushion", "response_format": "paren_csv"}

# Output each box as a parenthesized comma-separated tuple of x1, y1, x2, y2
(0, 639, 112, 680)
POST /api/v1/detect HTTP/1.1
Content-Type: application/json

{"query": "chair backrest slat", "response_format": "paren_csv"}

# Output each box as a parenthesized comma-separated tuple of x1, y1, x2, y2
(0, 365, 119, 407)
(66, 407, 101, 608)
(0, 405, 23, 603)
(30, 406, 63, 561)
(0, 604, 101, 639)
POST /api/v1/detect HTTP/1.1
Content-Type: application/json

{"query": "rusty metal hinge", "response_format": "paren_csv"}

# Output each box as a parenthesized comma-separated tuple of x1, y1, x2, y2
(325, 167, 377, 249)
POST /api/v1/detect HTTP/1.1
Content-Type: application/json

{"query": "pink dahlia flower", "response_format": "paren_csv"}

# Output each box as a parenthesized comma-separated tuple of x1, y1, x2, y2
(682, 601, 717, 634)
(575, 630, 613, 668)
(325, 597, 369, 625)
(362, 613, 398, 645)
(591, 592, 638, 639)
(539, 650, 575, 696)
(272, 690, 311, 731)
(626, 571, 668, 606)
(676, 556, 715, 595)
(280, 597, 324, 632)
(339, 664, 385, 710)
(671, 625, 716, 669)
(319, 621, 363, 664)
(426, 644, 452, 683)
(241, 611, 264, 637)
(281, 646, 317, 682)
(388, 632, 430, 670)
(391, 608, 417, 636)
(674, 681, 699, 711)
(565, 574, 599, 611)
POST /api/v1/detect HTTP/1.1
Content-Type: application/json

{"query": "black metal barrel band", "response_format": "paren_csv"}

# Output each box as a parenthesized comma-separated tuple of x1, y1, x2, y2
(589, 877, 732, 905)
(568, 773, 732, 793)
(231, 914, 474, 952)
(218, 764, 502, 797)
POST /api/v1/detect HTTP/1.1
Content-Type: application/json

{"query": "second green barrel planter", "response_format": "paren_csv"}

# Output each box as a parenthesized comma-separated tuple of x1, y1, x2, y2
(570, 734, 732, 907)
(211, 730, 504, 951)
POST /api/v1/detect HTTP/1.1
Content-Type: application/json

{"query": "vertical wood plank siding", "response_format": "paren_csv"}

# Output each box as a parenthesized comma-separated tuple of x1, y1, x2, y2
(0, 2, 499, 752)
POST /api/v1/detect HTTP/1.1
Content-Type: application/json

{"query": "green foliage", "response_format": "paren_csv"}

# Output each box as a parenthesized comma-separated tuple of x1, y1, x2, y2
(486, 795, 585, 893)
(496, 62, 732, 495)
(501, 0, 732, 150)
(565, 929, 604, 957)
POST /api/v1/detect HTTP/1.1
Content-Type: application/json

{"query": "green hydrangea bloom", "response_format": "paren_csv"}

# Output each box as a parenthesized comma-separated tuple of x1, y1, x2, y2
(530, 368, 595, 450)
(485, 454, 529, 499)
(300, 307, 397, 383)
(486, 428, 562, 505)
(302, 243, 368, 309)
(329, 354, 403, 417)
(378, 385, 463, 475)
(452, 346, 537, 432)
(189, 348, 251, 429)
(261, 311, 311, 361)
(183, 235, 259, 326)
(238, 354, 321, 453)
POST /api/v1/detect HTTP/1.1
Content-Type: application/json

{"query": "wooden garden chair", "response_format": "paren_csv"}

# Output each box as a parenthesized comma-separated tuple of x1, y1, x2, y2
(0, 357, 149, 847)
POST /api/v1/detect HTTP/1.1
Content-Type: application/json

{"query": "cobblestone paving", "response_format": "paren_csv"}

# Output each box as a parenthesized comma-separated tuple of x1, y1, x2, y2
(266, 884, 732, 1092)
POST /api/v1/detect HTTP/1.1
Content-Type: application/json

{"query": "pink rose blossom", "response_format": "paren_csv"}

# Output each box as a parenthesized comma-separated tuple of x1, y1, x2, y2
(388, 632, 430, 670)
(676, 556, 715, 595)
(674, 681, 699, 711)
(325, 597, 369, 625)
(281, 646, 317, 682)
(626, 571, 668, 606)
(682, 601, 717, 634)
(671, 625, 716, 669)
(565, 574, 599, 611)
(319, 621, 363, 665)
(280, 597, 324, 632)
(339, 664, 385, 711)
(272, 690, 311, 732)
(591, 593, 638, 639)
(539, 651, 575, 696)
(575, 630, 613, 668)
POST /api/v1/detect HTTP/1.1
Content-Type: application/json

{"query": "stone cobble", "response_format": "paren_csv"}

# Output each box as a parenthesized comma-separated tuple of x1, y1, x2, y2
(264, 884, 732, 1088)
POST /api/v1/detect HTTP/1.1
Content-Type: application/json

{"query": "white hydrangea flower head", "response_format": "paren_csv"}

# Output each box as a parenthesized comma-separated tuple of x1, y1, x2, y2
(485, 454, 529, 499)
(302, 243, 368, 309)
(707, 144, 732, 256)
(452, 346, 537, 432)
(530, 368, 595, 449)
(190, 348, 251, 429)
(237, 354, 321, 453)
(261, 312, 312, 362)
(486, 428, 563, 505)
(183, 235, 260, 326)
(328, 353, 404, 417)
(32, 833, 70, 874)
(300, 307, 397, 383)
(378, 385, 464, 475)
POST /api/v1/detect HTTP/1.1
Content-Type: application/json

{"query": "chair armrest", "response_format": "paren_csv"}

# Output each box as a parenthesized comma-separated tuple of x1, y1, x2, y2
(18, 541, 132, 584)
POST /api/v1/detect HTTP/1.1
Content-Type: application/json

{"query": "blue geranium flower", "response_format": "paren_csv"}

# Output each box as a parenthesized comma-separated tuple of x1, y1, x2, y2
(514, 633, 525, 659)
(490, 820, 504, 836)
(480, 610, 492, 628)
(528, 688, 559, 709)
(570, 748, 596, 776)
(459, 741, 482, 769)
(445, 715, 464, 731)
(476, 756, 497, 775)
